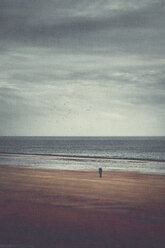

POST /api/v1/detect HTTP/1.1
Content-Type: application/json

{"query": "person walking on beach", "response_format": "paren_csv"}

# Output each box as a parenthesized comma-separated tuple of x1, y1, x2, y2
(99, 168, 102, 178)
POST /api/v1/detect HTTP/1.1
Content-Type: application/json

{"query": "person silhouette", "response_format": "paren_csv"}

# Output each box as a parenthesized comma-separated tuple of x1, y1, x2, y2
(99, 168, 102, 178)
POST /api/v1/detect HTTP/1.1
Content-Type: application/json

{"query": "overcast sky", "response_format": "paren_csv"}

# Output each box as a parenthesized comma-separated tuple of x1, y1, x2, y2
(0, 0, 165, 136)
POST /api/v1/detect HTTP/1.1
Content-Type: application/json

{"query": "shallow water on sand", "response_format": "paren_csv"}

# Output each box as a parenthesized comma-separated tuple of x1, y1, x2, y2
(0, 136, 165, 174)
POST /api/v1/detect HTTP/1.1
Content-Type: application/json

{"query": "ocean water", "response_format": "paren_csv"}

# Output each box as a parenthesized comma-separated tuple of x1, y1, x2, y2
(0, 136, 165, 174)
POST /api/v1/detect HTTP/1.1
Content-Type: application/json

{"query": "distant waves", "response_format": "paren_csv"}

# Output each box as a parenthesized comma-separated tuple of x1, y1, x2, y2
(0, 152, 165, 163)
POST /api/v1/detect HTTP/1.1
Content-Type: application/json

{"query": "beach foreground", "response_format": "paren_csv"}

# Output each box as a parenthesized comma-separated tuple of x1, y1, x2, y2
(0, 166, 165, 248)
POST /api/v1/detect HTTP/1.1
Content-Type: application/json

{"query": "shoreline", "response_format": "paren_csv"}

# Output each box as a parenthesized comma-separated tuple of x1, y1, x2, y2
(0, 166, 165, 247)
(0, 162, 165, 173)
(1, 151, 165, 175)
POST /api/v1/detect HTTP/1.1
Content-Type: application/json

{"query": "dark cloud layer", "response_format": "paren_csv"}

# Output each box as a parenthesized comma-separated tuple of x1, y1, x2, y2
(1, 1, 165, 45)
(0, 0, 165, 135)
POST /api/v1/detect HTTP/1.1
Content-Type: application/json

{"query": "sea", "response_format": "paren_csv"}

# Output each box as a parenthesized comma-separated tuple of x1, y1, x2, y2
(0, 136, 165, 174)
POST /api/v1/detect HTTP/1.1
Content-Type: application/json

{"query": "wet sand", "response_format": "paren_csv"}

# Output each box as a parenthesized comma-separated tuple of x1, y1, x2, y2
(0, 166, 165, 248)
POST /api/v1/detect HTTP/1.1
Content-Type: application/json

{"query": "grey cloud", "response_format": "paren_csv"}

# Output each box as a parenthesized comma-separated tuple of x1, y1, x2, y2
(1, 1, 164, 41)
(125, 89, 165, 106)
(38, 1, 164, 32)
(0, 0, 164, 61)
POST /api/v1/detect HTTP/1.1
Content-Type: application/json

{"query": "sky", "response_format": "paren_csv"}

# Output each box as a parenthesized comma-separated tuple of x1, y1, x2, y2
(0, 0, 165, 136)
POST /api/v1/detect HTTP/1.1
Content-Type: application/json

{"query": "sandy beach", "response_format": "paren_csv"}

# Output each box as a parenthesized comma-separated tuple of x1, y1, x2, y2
(0, 166, 165, 248)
